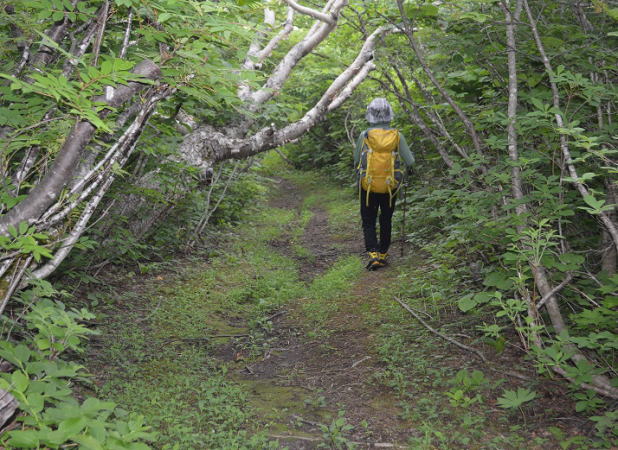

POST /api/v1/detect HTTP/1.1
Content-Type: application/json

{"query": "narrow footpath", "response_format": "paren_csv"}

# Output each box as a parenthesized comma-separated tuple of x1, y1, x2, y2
(81, 164, 591, 449)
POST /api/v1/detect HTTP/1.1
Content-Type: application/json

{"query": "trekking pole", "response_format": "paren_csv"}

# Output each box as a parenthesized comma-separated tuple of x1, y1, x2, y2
(400, 180, 408, 257)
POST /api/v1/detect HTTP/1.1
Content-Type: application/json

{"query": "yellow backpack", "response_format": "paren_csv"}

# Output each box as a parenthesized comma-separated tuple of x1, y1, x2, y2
(357, 128, 403, 205)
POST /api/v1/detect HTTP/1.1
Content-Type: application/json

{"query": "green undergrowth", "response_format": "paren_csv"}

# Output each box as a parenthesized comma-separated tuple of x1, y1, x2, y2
(366, 256, 604, 449)
(85, 181, 308, 448)
(83, 158, 366, 447)
(299, 255, 364, 338)
(282, 169, 357, 238)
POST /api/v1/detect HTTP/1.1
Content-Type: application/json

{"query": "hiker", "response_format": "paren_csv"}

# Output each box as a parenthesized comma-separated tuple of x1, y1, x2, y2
(354, 98, 414, 271)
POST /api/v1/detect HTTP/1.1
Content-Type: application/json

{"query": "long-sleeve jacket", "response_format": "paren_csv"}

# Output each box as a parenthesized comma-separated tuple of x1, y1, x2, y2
(353, 122, 415, 169)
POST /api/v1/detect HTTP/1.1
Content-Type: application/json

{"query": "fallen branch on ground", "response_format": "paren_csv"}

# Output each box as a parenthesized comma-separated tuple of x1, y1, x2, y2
(165, 334, 250, 344)
(394, 296, 487, 362)
(394, 297, 545, 382)
(351, 356, 371, 368)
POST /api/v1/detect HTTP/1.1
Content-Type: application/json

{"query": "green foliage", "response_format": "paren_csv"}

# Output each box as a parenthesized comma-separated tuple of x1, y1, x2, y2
(445, 370, 488, 408)
(318, 410, 355, 449)
(496, 388, 537, 409)
(590, 410, 618, 439)
(1, 223, 52, 262)
(0, 289, 154, 449)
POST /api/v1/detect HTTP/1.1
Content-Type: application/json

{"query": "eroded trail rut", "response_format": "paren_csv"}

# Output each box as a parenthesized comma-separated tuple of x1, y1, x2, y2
(233, 177, 409, 448)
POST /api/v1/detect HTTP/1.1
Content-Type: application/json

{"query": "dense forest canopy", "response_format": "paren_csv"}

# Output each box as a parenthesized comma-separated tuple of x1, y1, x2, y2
(0, 0, 617, 447)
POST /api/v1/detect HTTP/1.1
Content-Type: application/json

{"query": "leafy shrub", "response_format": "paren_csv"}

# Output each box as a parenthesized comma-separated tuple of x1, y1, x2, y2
(0, 286, 154, 449)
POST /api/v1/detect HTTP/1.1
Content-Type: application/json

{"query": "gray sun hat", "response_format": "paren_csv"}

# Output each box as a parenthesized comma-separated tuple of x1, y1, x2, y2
(365, 98, 394, 124)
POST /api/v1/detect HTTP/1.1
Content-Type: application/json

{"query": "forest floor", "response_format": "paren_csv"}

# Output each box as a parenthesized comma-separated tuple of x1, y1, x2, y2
(78, 163, 597, 449)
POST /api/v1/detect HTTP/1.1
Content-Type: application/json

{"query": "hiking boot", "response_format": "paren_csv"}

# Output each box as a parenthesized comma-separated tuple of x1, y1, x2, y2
(366, 251, 384, 271)
(378, 252, 389, 265)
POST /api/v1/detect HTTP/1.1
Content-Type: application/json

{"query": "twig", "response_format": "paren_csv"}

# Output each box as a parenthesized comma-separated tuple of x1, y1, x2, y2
(119, 8, 133, 59)
(536, 273, 573, 308)
(269, 434, 321, 442)
(486, 366, 533, 382)
(394, 296, 487, 362)
(267, 310, 286, 321)
(399, 302, 432, 320)
(0, 256, 33, 317)
(91, 0, 109, 66)
(453, 333, 472, 339)
(351, 355, 371, 368)
(291, 414, 322, 428)
(281, 0, 335, 25)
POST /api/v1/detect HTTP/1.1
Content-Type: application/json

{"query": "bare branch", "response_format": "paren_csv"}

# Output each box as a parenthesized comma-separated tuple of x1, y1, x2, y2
(375, 71, 454, 169)
(282, 0, 335, 25)
(394, 296, 487, 362)
(62, 11, 101, 77)
(91, 0, 110, 66)
(30, 1, 78, 69)
(29, 94, 163, 281)
(181, 23, 394, 167)
(249, 0, 348, 108)
(0, 256, 32, 317)
(119, 8, 134, 59)
(39, 92, 164, 229)
(12, 39, 33, 77)
(395, 0, 485, 158)
(500, 0, 525, 215)
(238, 7, 294, 101)
(29, 171, 116, 281)
(256, 7, 295, 63)
(327, 60, 375, 111)
(536, 272, 573, 308)
(191, 160, 243, 243)
(403, 71, 471, 161)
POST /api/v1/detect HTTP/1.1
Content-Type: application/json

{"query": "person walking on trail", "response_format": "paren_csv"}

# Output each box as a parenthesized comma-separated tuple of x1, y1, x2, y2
(354, 98, 414, 271)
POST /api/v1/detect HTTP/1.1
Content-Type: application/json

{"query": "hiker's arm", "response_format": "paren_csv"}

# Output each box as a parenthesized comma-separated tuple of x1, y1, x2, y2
(399, 134, 415, 167)
(353, 133, 364, 167)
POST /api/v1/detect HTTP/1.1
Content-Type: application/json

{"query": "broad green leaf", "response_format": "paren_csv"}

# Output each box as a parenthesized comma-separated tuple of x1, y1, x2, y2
(458, 294, 476, 312)
(7, 430, 40, 447)
(497, 388, 536, 409)
(11, 370, 29, 393)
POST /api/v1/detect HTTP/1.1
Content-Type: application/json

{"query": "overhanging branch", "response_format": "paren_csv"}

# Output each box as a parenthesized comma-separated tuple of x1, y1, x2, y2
(0, 60, 161, 237)
(282, 0, 335, 25)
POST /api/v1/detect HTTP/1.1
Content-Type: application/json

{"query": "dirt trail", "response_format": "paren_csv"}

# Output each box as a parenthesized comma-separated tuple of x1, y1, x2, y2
(81, 172, 595, 448)
(232, 177, 412, 448)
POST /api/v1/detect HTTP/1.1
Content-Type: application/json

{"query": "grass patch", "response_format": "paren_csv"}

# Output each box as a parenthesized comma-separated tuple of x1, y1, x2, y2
(299, 255, 364, 336)
(87, 195, 309, 446)
(100, 360, 277, 449)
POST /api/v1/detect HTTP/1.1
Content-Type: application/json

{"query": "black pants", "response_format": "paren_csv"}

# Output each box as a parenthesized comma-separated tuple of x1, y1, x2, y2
(360, 189, 396, 253)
